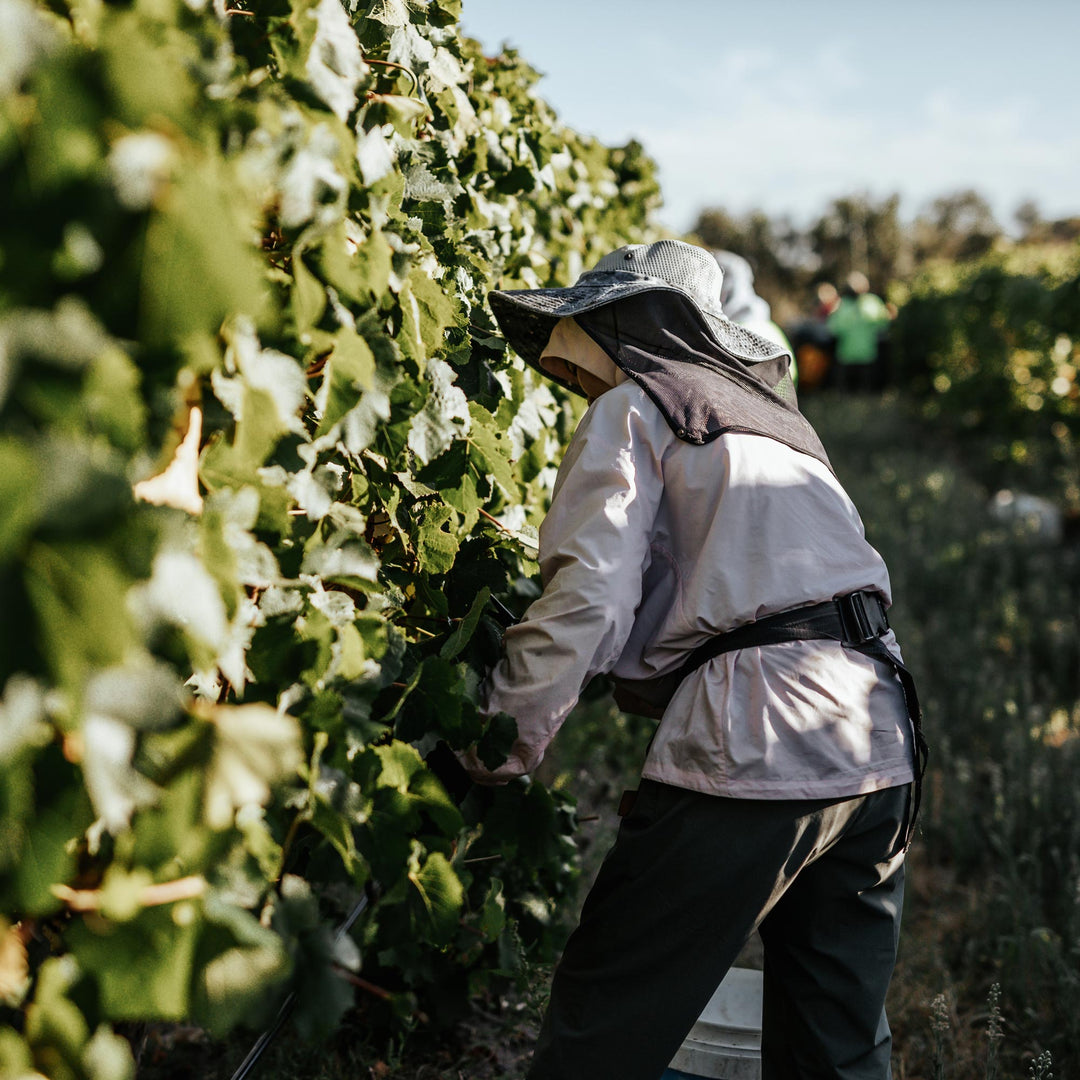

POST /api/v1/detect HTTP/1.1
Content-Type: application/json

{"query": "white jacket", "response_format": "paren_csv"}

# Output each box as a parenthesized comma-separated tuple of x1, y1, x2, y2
(472, 381, 915, 799)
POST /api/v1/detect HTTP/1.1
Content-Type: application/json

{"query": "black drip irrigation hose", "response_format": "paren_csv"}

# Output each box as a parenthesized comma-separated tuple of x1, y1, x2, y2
(228, 893, 371, 1080)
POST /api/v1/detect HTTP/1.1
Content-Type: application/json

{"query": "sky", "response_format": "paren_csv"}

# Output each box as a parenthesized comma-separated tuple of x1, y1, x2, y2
(459, 0, 1080, 235)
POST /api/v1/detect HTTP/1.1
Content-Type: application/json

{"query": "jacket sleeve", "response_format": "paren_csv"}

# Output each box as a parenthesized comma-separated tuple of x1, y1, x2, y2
(464, 384, 668, 781)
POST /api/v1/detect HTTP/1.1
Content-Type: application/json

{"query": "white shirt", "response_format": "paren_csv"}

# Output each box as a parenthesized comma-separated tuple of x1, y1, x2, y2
(474, 380, 915, 799)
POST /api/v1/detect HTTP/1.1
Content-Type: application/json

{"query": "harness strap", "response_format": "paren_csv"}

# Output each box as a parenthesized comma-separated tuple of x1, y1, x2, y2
(671, 591, 889, 681)
(667, 591, 928, 848)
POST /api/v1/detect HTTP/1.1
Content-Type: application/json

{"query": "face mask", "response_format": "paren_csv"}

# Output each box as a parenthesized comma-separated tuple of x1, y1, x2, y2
(538, 317, 627, 402)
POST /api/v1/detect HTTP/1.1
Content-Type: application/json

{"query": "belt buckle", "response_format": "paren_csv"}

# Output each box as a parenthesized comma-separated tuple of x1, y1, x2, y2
(839, 592, 883, 644)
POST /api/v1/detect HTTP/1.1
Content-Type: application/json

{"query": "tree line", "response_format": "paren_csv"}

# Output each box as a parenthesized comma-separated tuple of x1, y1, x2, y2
(690, 190, 1080, 321)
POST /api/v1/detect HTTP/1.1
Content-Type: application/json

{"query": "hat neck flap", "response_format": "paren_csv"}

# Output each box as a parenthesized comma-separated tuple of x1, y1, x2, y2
(575, 293, 832, 469)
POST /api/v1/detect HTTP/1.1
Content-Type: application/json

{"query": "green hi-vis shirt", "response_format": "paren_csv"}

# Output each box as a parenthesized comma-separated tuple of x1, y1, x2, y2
(828, 294, 890, 365)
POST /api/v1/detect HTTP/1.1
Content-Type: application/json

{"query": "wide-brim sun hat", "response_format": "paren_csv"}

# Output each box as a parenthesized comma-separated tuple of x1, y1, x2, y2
(488, 239, 789, 382)
(490, 238, 827, 465)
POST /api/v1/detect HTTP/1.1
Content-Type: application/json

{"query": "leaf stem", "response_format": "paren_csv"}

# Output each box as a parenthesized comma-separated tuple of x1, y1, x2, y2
(336, 969, 394, 1001)
(336, 966, 431, 1023)
(363, 59, 421, 99)
(277, 813, 307, 883)
(477, 507, 509, 531)
(478, 508, 539, 551)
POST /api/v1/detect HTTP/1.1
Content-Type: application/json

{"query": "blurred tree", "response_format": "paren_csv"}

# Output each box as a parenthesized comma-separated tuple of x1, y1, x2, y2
(692, 207, 744, 253)
(912, 188, 1001, 262)
(1013, 199, 1080, 245)
(1047, 217, 1080, 243)
(1015, 198, 1043, 241)
(808, 192, 907, 296)
(689, 186, 1069, 322)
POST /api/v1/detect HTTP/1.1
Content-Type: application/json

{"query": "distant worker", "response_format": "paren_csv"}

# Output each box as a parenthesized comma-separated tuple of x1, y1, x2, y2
(815, 280, 840, 321)
(713, 250, 797, 384)
(828, 271, 891, 392)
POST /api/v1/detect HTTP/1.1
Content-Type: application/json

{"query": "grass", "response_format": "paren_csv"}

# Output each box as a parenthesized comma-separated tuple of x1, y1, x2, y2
(805, 390, 1080, 1079)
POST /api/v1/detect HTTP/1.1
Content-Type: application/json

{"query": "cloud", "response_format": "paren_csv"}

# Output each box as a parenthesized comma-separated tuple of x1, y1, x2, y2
(639, 45, 1080, 230)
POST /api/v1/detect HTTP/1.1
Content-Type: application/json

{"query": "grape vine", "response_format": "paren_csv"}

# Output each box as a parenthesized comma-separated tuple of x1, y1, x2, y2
(0, 0, 661, 1073)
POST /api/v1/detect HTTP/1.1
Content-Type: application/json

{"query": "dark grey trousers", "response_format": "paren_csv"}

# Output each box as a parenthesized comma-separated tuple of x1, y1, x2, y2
(527, 781, 910, 1080)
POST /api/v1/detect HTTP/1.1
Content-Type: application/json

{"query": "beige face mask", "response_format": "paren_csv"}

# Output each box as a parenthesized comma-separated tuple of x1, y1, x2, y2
(538, 317, 627, 402)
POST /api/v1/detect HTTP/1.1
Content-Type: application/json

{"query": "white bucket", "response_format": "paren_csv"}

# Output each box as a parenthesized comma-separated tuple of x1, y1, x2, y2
(661, 967, 763, 1080)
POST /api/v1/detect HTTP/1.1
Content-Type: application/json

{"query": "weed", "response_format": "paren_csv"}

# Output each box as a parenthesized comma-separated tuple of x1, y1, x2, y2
(985, 983, 1004, 1080)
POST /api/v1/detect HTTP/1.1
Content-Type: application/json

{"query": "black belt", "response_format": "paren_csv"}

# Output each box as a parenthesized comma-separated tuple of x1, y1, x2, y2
(623, 591, 928, 848)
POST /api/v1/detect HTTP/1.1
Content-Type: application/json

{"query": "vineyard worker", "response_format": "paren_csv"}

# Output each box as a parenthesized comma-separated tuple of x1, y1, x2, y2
(712, 248, 797, 384)
(828, 270, 892, 392)
(466, 239, 925, 1080)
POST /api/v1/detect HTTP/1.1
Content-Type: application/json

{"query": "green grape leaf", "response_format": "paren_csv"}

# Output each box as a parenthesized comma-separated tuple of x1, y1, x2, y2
(368, 740, 425, 791)
(466, 403, 518, 496)
(14, 791, 83, 915)
(389, 656, 481, 748)
(300, 0, 368, 122)
(440, 586, 490, 661)
(316, 328, 376, 435)
(191, 894, 291, 1037)
(407, 357, 471, 464)
(292, 250, 328, 329)
(0, 1028, 35, 1076)
(308, 736, 372, 886)
(346, 225, 393, 300)
(203, 704, 303, 831)
(24, 542, 136, 693)
(413, 501, 459, 574)
(85, 658, 185, 731)
(407, 847, 462, 944)
(475, 877, 507, 940)
(370, 95, 430, 139)
(24, 955, 90, 1064)
(139, 160, 267, 347)
(476, 710, 517, 772)
(66, 906, 201, 1021)
(0, 438, 44, 564)
(83, 348, 148, 453)
(398, 269, 461, 372)
(266, 875, 357, 1040)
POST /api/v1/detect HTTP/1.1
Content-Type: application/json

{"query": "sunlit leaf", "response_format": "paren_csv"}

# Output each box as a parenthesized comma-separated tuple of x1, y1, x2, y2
(407, 357, 471, 464)
(301, 0, 368, 121)
(413, 501, 458, 574)
(203, 704, 303, 830)
(407, 847, 462, 944)
(316, 328, 376, 435)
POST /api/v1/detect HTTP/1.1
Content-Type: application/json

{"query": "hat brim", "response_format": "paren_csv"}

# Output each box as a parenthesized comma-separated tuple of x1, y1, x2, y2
(489, 274, 666, 367)
(488, 271, 788, 388)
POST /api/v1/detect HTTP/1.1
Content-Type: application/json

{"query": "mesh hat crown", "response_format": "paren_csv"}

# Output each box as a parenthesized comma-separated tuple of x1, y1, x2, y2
(488, 239, 787, 372)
